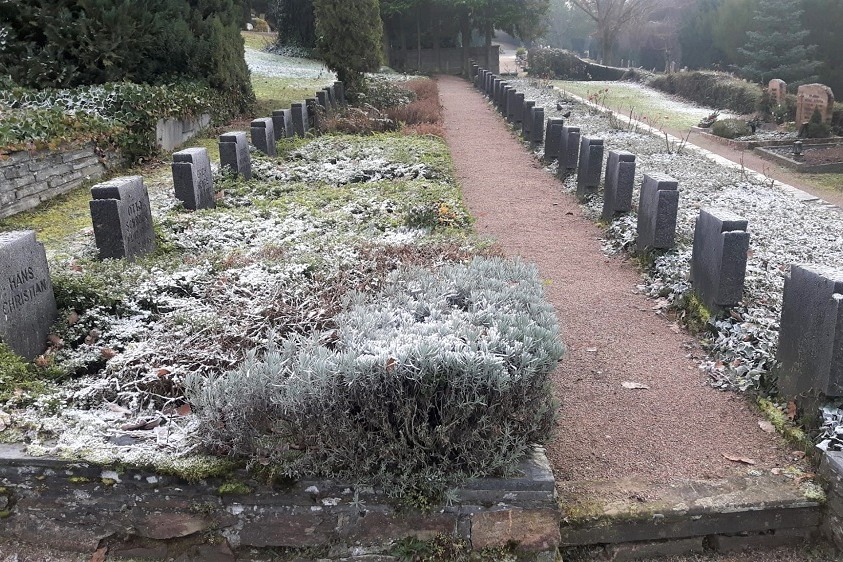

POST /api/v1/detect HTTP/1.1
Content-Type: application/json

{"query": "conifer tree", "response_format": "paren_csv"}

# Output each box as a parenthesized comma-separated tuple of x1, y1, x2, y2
(738, 0, 820, 84)
(313, 0, 383, 94)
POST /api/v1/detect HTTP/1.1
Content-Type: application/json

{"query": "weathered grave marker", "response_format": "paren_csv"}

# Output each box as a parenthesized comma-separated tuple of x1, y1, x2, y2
(575, 136, 604, 200)
(601, 150, 636, 221)
(776, 264, 843, 403)
(522, 100, 536, 139)
(690, 207, 750, 311)
(544, 118, 565, 162)
(636, 172, 679, 251)
(316, 90, 329, 111)
(306, 98, 320, 131)
(172, 147, 215, 210)
(272, 109, 293, 140)
(218, 131, 251, 180)
(325, 86, 337, 110)
(557, 125, 581, 177)
(530, 107, 545, 144)
(333, 82, 346, 107)
(512, 92, 525, 123)
(0, 231, 57, 360)
(499, 84, 512, 113)
(768, 79, 787, 107)
(90, 175, 156, 260)
(250, 118, 277, 157)
(796, 83, 834, 127)
(291, 102, 309, 137)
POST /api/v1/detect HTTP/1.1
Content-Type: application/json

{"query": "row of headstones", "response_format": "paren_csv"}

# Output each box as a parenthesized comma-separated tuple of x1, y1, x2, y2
(470, 63, 843, 407)
(0, 81, 353, 360)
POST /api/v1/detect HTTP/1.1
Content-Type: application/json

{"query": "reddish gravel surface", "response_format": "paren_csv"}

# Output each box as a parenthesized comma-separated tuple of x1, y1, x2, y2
(437, 75, 797, 483)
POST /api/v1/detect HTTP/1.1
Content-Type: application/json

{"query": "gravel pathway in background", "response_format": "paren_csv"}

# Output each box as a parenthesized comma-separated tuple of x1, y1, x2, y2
(437, 75, 797, 483)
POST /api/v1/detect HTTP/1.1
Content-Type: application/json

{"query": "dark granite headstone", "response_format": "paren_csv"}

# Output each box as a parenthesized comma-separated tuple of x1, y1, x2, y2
(333, 81, 346, 107)
(250, 118, 277, 157)
(499, 85, 511, 112)
(575, 136, 604, 200)
(522, 101, 536, 139)
(557, 125, 581, 177)
(291, 102, 309, 137)
(316, 90, 329, 111)
(601, 150, 636, 221)
(530, 107, 545, 144)
(172, 147, 215, 210)
(272, 109, 293, 140)
(690, 207, 750, 311)
(325, 86, 337, 110)
(218, 131, 251, 180)
(0, 231, 57, 360)
(471, 63, 479, 78)
(636, 172, 679, 251)
(492, 79, 502, 104)
(89, 175, 156, 260)
(543, 118, 565, 162)
(505, 89, 517, 121)
(306, 98, 320, 131)
(776, 264, 843, 402)
(513, 92, 525, 123)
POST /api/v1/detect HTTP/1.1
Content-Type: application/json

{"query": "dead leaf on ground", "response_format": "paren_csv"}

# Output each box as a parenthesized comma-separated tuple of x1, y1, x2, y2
(786, 401, 798, 421)
(0, 411, 10, 432)
(771, 467, 784, 475)
(176, 404, 192, 417)
(669, 324, 681, 334)
(156, 368, 171, 378)
(722, 453, 756, 465)
(90, 546, 108, 562)
(758, 420, 776, 434)
(621, 381, 650, 390)
(385, 357, 397, 373)
(790, 450, 806, 461)
(67, 311, 80, 326)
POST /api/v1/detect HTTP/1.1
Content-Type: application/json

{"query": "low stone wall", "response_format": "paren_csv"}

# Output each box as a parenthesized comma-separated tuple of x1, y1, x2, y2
(156, 113, 211, 152)
(693, 128, 843, 151)
(754, 145, 843, 173)
(820, 451, 843, 549)
(0, 143, 108, 219)
(0, 444, 559, 559)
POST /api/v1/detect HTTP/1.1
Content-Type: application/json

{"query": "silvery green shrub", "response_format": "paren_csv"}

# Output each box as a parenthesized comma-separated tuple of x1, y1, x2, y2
(187, 257, 564, 495)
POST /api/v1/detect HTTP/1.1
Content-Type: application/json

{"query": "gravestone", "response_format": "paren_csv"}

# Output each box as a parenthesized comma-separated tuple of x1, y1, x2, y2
(530, 107, 545, 144)
(509, 93, 523, 124)
(690, 207, 750, 311)
(272, 109, 293, 140)
(316, 90, 329, 111)
(493, 79, 503, 106)
(477, 69, 486, 89)
(556, 125, 581, 177)
(0, 231, 57, 360)
(172, 147, 215, 210)
(522, 101, 536, 139)
(796, 83, 834, 127)
(326, 86, 337, 110)
(601, 150, 636, 221)
(500, 85, 512, 113)
(89, 175, 156, 260)
(471, 63, 479, 79)
(250, 118, 277, 157)
(768, 79, 787, 107)
(636, 173, 679, 251)
(544, 118, 565, 162)
(505, 89, 518, 122)
(218, 131, 251, 179)
(486, 74, 495, 97)
(306, 98, 320, 131)
(291, 102, 309, 137)
(333, 82, 347, 107)
(776, 264, 843, 403)
(575, 136, 604, 200)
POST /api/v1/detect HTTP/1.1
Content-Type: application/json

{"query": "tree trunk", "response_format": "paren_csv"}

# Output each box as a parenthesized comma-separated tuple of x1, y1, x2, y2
(399, 13, 407, 72)
(432, 8, 441, 74)
(460, 9, 471, 76)
(485, 25, 492, 72)
(602, 28, 614, 66)
(416, 5, 422, 72)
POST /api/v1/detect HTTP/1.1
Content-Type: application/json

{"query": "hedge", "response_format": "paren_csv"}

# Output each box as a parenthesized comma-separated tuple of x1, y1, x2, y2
(650, 71, 762, 115)
(527, 48, 627, 81)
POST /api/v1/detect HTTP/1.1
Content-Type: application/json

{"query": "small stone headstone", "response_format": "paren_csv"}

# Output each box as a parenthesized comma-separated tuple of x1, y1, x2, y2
(505, 89, 517, 122)
(333, 81, 346, 107)
(544, 118, 565, 162)
(776, 264, 843, 402)
(522, 100, 536, 139)
(325, 86, 337, 110)
(796, 83, 834, 127)
(172, 147, 214, 210)
(690, 207, 750, 311)
(90, 175, 156, 260)
(0, 231, 57, 360)
(471, 63, 479, 78)
(530, 107, 545, 144)
(636, 172, 679, 251)
(291, 102, 309, 137)
(575, 136, 604, 200)
(306, 98, 320, 131)
(492, 79, 502, 105)
(601, 150, 636, 221)
(557, 125, 581, 177)
(219, 131, 251, 179)
(499, 84, 511, 113)
(768, 79, 787, 107)
(272, 109, 293, 140)
(250, 118, 277, 157)
(316, 90, 329, 111)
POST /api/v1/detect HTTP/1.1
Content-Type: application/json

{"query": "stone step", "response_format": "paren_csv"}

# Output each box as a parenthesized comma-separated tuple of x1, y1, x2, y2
(557, 475, 824, 559)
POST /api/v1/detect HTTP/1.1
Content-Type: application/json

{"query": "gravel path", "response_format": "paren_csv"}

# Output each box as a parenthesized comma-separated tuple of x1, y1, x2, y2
(437, 75, 796, 483)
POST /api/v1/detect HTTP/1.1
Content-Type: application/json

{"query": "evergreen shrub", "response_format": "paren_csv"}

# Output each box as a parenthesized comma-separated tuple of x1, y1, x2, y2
(711, 118, 752, 139)
(805, 107, 831, 138)
(651, 72, 761, 115)
(187, 257, 564, 496)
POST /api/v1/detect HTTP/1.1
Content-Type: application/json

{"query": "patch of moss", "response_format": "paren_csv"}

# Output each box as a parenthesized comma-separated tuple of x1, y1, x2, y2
(390, 535, 519, 562)
(0, 510, 11, 518)
(153, 456, 240, 483)
(682, 291, 713, 334)
(217, 481, 253, 495)
(101, 478, 117, 486)
(802, 482, 827, 503)
(67, 476, 92, 484)
(0, 342, 63, 405)
(757, 397, 810, 446)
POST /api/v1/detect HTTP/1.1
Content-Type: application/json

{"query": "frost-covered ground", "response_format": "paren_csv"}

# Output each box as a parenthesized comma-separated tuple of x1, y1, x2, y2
(244, 47, 334, 80)
(513, 78, 843, 450)
(4, 134, 476, 469)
